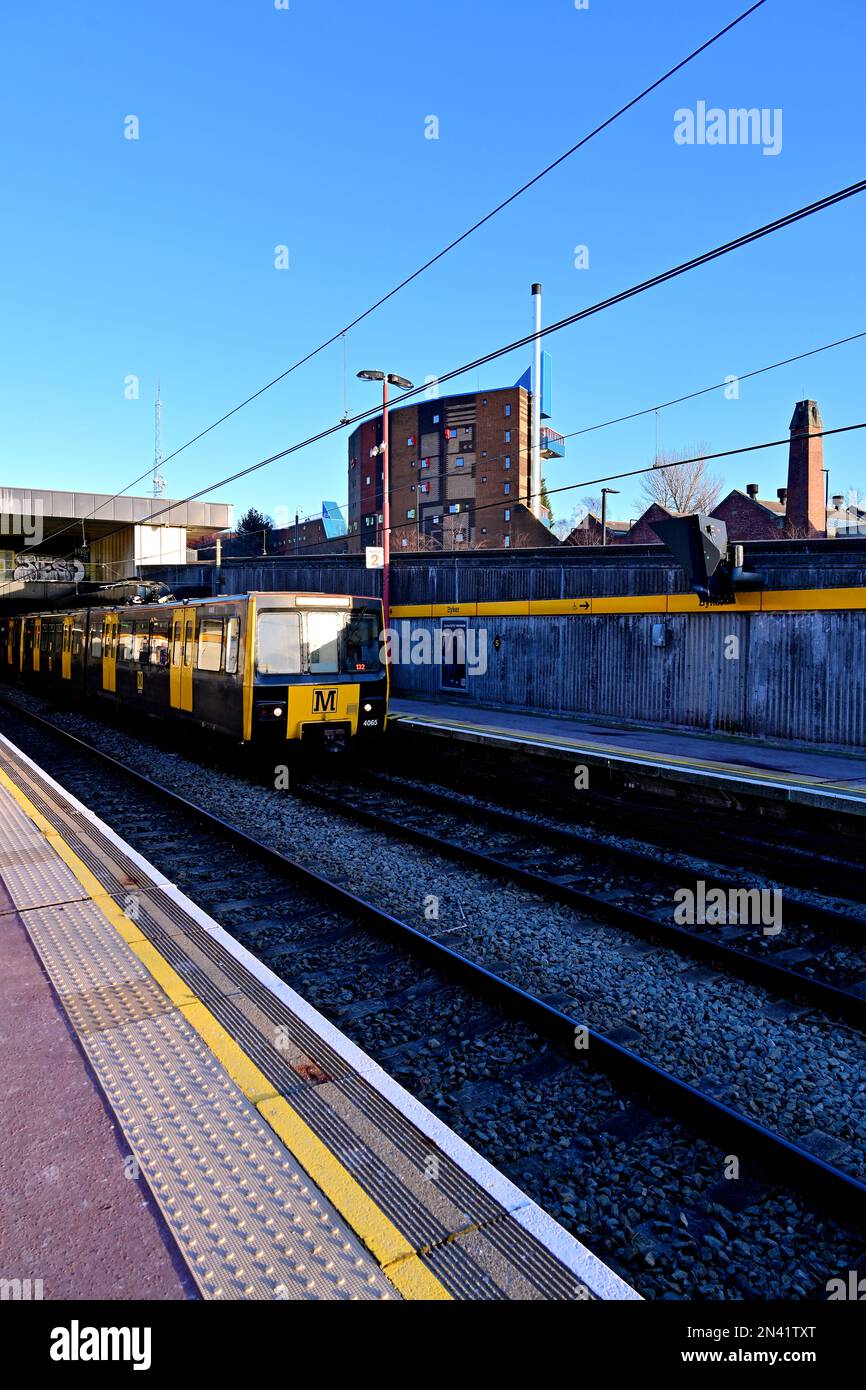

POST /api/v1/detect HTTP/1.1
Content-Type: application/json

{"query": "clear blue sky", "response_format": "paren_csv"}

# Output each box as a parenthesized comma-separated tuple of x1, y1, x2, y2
(1, 0, 864, 534)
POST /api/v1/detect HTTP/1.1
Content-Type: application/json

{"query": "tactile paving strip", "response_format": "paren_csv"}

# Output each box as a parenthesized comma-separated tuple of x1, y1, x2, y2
(0, 776, 394, 1300)
(0, 733, 640, 1301)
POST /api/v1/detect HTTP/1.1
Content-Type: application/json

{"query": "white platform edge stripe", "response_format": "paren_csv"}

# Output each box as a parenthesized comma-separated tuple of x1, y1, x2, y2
(0, 731, 641, 1301)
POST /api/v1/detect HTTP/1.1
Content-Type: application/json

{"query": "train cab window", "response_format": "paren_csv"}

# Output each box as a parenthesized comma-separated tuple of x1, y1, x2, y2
(225, 617, 240, 674)
(256, 611, 302, 675)
(196, 618, 224, 672)
(306, 611, 340, 674)
(344, 611, 381, 671)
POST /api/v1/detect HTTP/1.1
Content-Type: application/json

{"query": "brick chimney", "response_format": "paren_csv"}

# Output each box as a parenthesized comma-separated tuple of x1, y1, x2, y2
(786, 400, 825, 536)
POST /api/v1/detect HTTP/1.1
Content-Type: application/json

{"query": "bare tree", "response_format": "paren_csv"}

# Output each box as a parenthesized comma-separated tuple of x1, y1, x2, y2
(639, 444, 722, 514)
(551, 494, 603, 541)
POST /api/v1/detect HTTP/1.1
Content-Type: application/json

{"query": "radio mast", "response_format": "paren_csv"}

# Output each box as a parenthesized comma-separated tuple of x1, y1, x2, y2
(152, 379, 166, 498)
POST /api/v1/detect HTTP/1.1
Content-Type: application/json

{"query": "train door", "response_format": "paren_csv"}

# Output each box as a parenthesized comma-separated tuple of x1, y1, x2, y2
(33, 618, 41, 673)
(102, 613, 117, 692)
(62, 616, 73, 680)
(170, 607, 194, 712)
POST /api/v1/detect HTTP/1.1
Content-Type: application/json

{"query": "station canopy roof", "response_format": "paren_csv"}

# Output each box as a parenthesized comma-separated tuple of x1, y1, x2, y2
(0, 487, 232, 545)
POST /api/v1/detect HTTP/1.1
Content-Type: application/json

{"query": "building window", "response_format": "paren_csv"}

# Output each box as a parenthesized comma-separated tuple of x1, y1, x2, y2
(365, 475, 371, 485)
(432, 413, 439, 424)
(505, 456, 511, 468)
(504, 430, 511, 443)
(504, 509, 510, 521)
(407, 508, 416, 520)
(504, 482, 511, 495)
(454, 457, 464, 468)
(420, 482, 430, 494)
(505, 404, 511, 417)
(449, 503, 461, 514)
(504, 535, 511, 548)
(421, 458, 429, 469)
(407, 435, 415, 446)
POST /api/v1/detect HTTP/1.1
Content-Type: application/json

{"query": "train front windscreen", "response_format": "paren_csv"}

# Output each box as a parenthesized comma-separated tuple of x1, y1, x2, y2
(255, 606, 383, 677)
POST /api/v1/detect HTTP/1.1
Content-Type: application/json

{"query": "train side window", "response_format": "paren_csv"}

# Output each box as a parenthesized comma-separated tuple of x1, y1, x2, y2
(150, 620, 170, 667)
(183, 618, 195, 668)
(72, 626, 83, 658)
(171, 621, 182, 666)
(196, 618, 223, 672)
(118, 618, 135, 662)
(133, 620, 150, 664)
(225, 617, 240, 674)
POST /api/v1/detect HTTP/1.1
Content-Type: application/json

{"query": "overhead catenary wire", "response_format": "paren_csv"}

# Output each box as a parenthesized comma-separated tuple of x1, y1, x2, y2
(29, 0, 771, 555)
(57, 175, 866, 564)
(192, 421, 866, 562)
(210, 326, 866, 550)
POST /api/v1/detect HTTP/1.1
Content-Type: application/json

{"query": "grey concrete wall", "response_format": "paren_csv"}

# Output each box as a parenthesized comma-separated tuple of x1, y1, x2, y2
(390, 610, 866, 750)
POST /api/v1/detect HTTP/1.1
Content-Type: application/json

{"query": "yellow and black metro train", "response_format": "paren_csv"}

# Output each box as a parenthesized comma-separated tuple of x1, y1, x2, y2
(0, 592, 388, 749)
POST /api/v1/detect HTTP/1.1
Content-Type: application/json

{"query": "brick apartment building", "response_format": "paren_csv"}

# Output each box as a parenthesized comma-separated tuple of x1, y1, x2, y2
(347, 385, 563, 551)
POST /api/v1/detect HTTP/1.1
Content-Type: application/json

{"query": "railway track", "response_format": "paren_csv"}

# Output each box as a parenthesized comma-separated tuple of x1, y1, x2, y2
(293, 770, 866, 1027)
(1, 693, 865, 1300)
(388, 733, 866, 902)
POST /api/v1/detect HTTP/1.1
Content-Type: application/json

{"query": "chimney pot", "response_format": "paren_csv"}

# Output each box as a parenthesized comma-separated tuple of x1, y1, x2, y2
(777, 487, 788, 504)
(746, 483, 760, 498)
(832, 494, 844, 508)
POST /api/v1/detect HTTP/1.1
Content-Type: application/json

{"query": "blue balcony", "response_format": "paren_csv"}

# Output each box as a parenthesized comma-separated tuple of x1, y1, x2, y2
(540, 427, 565, 459)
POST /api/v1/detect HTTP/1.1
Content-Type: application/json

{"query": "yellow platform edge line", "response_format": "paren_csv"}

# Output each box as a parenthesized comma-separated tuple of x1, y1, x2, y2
(0, 765, 451, 1302)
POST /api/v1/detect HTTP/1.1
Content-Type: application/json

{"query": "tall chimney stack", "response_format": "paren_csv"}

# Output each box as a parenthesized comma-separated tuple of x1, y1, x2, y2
(786, 400, 825, 536)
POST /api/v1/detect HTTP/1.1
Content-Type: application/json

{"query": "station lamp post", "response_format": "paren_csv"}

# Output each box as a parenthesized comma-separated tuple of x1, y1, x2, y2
(600, 489, 619, 547)
(357, 369, 414, 629)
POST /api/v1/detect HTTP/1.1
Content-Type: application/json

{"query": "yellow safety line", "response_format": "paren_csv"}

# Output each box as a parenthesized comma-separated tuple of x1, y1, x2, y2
(0, 765, 450, 1301)
(391, 714, 866, 798)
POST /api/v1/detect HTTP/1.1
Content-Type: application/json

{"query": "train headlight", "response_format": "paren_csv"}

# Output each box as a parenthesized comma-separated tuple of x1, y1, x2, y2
(273, 706, 284, 718)
(363, 702, 372, 712)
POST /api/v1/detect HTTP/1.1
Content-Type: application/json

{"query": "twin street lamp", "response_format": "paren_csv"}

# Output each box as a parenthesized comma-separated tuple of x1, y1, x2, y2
(357, 369, 415, 628)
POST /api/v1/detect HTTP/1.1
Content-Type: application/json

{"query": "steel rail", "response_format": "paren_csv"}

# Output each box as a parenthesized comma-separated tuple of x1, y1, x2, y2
(293, 777, 866, 1028)
(1, 694, 865, 1226)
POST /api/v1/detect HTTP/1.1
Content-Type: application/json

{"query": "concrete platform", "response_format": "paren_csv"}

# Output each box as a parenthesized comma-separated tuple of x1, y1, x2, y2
(389, 698, 866, 815)
(0, 730, 639, 1301)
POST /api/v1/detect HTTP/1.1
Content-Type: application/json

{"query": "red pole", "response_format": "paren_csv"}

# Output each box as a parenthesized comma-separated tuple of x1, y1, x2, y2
(381, 375, 390, 630)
